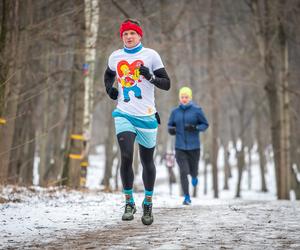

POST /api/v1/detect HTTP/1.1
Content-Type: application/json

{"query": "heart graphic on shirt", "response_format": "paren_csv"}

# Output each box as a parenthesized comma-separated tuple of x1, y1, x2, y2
(117, 60, 144, 87)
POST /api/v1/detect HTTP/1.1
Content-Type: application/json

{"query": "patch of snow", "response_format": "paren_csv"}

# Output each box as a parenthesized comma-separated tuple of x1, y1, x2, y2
(292, 164, 300, 182)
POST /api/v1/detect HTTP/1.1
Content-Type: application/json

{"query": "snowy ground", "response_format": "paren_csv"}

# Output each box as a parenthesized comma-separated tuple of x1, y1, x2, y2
(1, 146, 300, 249)
(1, 189, 299, 249)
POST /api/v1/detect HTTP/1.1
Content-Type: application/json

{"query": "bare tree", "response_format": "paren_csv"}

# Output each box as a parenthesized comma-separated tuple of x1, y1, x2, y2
(61, 0, 86, 188)
(255, 105, 268, 192)
(0, 0, 22, 184)
(250, 0, 292, 199)
(207, 0, 219, 198)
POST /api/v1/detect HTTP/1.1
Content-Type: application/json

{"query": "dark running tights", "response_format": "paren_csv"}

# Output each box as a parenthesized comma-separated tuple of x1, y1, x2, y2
(175, 149, 200, 196)
(117, 131, 156, 191)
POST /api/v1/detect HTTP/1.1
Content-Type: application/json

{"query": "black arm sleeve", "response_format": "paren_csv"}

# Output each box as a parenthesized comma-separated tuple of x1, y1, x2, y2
(152, 68, 171, 91)
(104, 67, 116, 93)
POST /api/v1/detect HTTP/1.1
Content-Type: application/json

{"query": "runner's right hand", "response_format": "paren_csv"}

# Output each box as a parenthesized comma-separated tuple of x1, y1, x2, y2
(107, 87, 118, 100)
(168, 127, 176, 135)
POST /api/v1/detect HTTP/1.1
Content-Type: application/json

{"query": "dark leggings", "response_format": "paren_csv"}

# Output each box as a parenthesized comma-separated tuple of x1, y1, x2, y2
(117, 131, 156, 191)
(175, 149, 200, 196)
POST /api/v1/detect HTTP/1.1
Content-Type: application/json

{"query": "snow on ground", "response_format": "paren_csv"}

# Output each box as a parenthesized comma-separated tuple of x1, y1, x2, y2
(0, 188, 116, 247)
(1, 145, 299, 249)
(1, 189, 299, 249)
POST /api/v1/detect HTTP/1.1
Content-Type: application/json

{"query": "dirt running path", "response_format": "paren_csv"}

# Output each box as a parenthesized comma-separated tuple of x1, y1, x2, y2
(18, 201, 300, 250)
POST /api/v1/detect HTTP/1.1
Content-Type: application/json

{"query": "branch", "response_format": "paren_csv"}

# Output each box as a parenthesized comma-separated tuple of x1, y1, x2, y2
(167, 2, 188, 32)
(111, 0, 130, 18)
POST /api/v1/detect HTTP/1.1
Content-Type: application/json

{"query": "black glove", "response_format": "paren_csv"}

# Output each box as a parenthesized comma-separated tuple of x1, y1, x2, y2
(184, 124, 197, 132)
(139, 65, 152, 80)
(107, 87, 118, 100)
(168, 127, 176, 135)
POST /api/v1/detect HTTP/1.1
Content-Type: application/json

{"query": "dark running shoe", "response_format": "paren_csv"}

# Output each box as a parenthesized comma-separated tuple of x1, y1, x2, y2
(141, 202, 153, 225)
(122, 203, 136, 221)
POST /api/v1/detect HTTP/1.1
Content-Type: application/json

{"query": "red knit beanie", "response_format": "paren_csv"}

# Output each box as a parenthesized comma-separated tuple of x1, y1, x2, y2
(119, 20, 143, 39)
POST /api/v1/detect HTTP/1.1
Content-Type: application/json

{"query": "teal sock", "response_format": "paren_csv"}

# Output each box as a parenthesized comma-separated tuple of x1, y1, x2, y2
(144, 190, 153, 205)
(123, 189, 134, 204)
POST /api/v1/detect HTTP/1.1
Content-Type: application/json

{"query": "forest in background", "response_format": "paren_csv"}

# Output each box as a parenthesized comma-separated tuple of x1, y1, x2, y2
(0, 0, 300, 200)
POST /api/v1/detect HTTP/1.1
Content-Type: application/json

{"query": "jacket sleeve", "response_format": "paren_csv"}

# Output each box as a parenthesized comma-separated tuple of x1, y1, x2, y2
(168, 110, 176, 128)
(104, 67, 116, 93)
(152, 68, 171, 91)
(167, 110, 176, 135)
(196, 108, 209, 132)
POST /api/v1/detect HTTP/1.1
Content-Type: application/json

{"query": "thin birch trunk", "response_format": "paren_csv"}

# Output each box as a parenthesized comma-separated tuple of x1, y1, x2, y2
(80, 0, 100, 187)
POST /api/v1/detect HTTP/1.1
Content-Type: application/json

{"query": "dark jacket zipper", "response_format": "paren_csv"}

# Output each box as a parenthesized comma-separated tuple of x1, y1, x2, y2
(183, 109, 187, 150)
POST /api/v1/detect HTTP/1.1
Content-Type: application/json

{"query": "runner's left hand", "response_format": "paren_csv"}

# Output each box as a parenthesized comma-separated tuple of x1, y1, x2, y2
(139, 65, 152, 80)
(184, 124, 197, 132)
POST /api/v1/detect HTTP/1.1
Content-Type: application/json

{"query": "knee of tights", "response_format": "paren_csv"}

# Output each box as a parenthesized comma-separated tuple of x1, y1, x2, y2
(180, 171, 189, 177)
(121, 151, 133, 162)
(141, 160, 155, 168)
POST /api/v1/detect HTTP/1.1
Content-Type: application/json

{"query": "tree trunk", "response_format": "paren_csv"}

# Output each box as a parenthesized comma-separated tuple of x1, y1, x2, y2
(203, 153, 209, 195)
(157, 0, 182, 159)
(250, 0, 290, 199)
(18, 112, 34, 185)
(0, 0, 20, 184)
(207, 0, 218, 198)
(256, 108, 268, 192)
(79, 0, 100, 187)
(38, 44, 51, 186)
(64, 2, 86, 188)
(247, 147, 252, 190)
(8, 100, 35, 186)
(223, 143, 230, 190)
(0, 0, 8, 116)
(278, 12, 290, 199)
(236, 148, 245, 198)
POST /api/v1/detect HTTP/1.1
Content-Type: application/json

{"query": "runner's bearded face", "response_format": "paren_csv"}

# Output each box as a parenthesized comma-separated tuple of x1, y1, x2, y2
(122, 30, 141, 48)
(179, 94, 191, 105)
